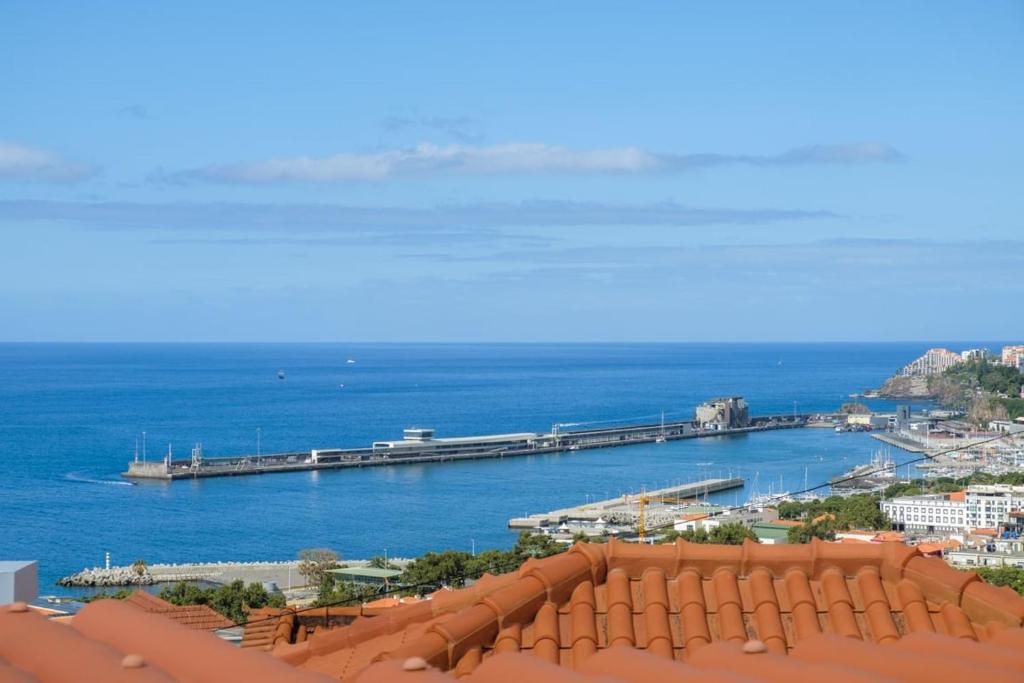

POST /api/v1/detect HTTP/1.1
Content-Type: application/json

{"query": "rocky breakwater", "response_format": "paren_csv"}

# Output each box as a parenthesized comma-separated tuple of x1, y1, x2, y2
(58, 566, 154, 588)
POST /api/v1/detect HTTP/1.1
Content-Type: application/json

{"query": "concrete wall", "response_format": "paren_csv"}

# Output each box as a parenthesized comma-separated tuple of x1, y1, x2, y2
(0, 561, 38, 604)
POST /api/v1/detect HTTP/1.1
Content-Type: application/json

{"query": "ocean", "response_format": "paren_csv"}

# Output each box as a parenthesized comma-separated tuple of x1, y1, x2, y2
(0, 342, 980, 593)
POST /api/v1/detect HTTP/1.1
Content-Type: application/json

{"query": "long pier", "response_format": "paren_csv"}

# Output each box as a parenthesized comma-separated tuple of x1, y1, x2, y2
(508, 478, 745, 529)
(123, 413, 821, 481)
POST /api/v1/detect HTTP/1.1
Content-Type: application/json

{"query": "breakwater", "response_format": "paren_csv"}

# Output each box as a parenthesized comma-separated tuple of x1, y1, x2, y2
(124, 413, 824, 481)
(58, 559, 413, 589)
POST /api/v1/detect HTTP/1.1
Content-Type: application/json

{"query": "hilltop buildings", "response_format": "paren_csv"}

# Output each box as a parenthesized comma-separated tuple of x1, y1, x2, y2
(897, 348, 964, 376)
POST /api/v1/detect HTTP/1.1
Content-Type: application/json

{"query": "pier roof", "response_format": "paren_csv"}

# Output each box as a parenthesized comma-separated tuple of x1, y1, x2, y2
(271, 538, 1024, 682)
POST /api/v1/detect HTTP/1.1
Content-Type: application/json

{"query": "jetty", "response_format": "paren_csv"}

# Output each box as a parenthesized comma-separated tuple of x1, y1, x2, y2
(508, 477, 744, 529)
(124, 405, 827, 481)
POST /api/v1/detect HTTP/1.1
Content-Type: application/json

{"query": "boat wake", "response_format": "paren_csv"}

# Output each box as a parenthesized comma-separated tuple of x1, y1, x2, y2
(65, 473, 135, 487)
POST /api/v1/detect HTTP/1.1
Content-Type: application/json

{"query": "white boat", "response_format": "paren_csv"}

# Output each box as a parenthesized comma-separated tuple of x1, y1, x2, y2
(655, 411, 667, 443)
(346, 359, 356, 364)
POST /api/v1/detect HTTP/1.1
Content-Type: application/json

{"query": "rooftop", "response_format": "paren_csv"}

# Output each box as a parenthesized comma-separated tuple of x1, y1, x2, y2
(3, 539, 1024, 682)
(327, 568, 403, 580)
(271, 538, 1024, 681)
(123, 590, 236, 631)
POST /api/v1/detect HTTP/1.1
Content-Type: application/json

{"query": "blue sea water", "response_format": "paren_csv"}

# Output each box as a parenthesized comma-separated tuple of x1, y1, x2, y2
(0, 342, 984, 592)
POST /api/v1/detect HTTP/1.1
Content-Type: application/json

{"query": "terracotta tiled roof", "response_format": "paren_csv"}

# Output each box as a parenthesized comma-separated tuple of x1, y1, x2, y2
(948, 491, 966, 502)
(242, 606, 398, 651)
(123, 590, 235, 631)
(0, 599, 332, 682)
(270, 539, 1024, 682)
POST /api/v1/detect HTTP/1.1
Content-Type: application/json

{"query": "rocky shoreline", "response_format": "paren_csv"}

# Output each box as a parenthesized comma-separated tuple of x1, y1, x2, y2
(875, 374, 936, 399)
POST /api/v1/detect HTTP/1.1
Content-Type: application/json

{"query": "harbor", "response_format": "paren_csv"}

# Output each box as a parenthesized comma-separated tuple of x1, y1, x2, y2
(124, 397, 821, 481)
(508, 477, 744, 531)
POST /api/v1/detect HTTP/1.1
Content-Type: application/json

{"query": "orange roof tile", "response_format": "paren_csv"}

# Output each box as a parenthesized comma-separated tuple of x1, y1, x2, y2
(0, 599, 332, 682)
(122, 590, 235, 631)
(4, 540, 1024, 682)
(269, 539, 1024, 682)
(948, 491, 966, 502)
(873, 531, 906, 543)
(916, 539, 962, 555)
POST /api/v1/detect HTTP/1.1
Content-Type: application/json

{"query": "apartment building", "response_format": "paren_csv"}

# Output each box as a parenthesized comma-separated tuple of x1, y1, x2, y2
(881, 491, 967, 533)
(883, 484, 1024, 533)
(966, 484, 1024, 529)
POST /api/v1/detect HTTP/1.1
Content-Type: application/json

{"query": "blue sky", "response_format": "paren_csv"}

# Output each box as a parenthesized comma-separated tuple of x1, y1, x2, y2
(1, 2, 1022, 341)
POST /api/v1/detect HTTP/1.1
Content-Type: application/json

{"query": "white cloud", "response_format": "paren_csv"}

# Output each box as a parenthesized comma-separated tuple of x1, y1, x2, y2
(0, 141, 97, 182)
(162, 141, 902, 184)
(170, 143, 660, 183)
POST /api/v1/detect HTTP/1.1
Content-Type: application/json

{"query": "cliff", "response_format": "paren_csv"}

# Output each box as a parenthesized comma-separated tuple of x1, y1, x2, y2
(877, 374, 935, 399)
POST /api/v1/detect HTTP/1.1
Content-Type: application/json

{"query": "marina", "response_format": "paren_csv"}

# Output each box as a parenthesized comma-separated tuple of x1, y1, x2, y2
(123, 410, 817, 481)
(507, 477, 744, 531)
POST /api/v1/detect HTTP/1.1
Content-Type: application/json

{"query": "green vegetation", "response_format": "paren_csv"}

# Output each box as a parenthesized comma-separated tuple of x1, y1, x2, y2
(657, 522, 758, 545)
(367, 555, 400, 570)
(80, 588, 133, 603)
(975, 565, 1024, 596)
(297, 548, 341, 588)
(787, 519, 838, 543)
(399, 532, 563, 590)
(776, 494, 888, 530)
(131, 559, 148, 577)
(775, 494, 889, 544)
(313, 577, 382, 607)
(839, 402, 871, 414)
(884, 472, 1024, 499)
(929, 358, 1024, 423)
(158, 580, 285, 624)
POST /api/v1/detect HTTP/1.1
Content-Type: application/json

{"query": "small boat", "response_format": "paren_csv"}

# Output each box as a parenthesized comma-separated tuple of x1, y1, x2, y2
(346, 359, 356, 364)
(655, 411, 667, 443)
(338, 383, 345, 389)
(277, 370, 286, 380)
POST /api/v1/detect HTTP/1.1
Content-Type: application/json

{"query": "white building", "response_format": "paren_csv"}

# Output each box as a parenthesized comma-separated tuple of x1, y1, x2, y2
(1001, 345, 1024, 368)
(882, 484, 1024, 533)
(897, 348, 963, 377)
(881, 492, 967, 533)
(966, 485, 1024, 530)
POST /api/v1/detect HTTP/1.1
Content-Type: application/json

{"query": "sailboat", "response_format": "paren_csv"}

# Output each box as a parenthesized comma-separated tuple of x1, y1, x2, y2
(655, 411, 667, 443)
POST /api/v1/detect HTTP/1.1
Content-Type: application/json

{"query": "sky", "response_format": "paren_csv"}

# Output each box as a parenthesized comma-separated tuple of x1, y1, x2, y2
(1, 1, 1022, 342)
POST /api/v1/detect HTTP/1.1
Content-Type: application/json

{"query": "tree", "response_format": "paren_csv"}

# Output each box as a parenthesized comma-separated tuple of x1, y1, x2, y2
(657, 523, 758, 545)
(976, 566, 1024, 596)
(709, 523, 759, 545)
(158, 580, 285, 624)
(131, 559, 148, 577)
(400, 550, 473, 588)
(368, 555, 399, 570)
(297, 548, 340, 589)
(511, 531, 562, 559)
(787, 519, 836, 544)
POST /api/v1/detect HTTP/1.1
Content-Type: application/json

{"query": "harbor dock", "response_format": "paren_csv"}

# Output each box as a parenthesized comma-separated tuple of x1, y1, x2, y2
(124, 407, 825, 481)
(507, 477, 744, 530)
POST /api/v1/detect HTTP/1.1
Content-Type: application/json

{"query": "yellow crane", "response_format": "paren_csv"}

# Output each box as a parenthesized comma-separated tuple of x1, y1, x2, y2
(637, 488, 649, 542)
